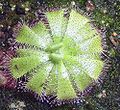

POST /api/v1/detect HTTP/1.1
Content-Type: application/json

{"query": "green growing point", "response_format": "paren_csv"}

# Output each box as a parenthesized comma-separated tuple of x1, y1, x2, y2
(9, 7, 104, 101)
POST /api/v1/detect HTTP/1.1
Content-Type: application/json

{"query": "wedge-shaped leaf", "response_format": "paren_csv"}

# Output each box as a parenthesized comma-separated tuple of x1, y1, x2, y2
(78, 36, 103, 54)
(57, 62, 77, 99)
(45, 64, 58, 95)
(26, 62, 53, 95)
(17, 49, 49, 62)
(17, 25, 51, 49)
(32, 22, 52, 48)
(10, 55, 41, 78)
(46, 10, 68, 37)
(63, 55, 93, 90)
(65, 10, 89, 39)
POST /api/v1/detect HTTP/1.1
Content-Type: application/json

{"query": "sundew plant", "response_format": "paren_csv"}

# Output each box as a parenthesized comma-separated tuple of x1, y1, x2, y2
(6, 1, 111, 108)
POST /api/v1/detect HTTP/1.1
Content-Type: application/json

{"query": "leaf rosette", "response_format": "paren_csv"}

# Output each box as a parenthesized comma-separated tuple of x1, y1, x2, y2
(9, 4, 111, 106)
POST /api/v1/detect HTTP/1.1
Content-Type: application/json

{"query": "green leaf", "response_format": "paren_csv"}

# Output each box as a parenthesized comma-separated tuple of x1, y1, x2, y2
(46, 9, 68, 37)
(45, 64, 58, 95)
(10, 55, 41, 78)
(26, 62, 53, 95)
(57, 61, 77, 99)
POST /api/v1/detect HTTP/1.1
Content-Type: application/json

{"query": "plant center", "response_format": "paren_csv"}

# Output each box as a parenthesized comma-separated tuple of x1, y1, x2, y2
(46, 42, 64, 64)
